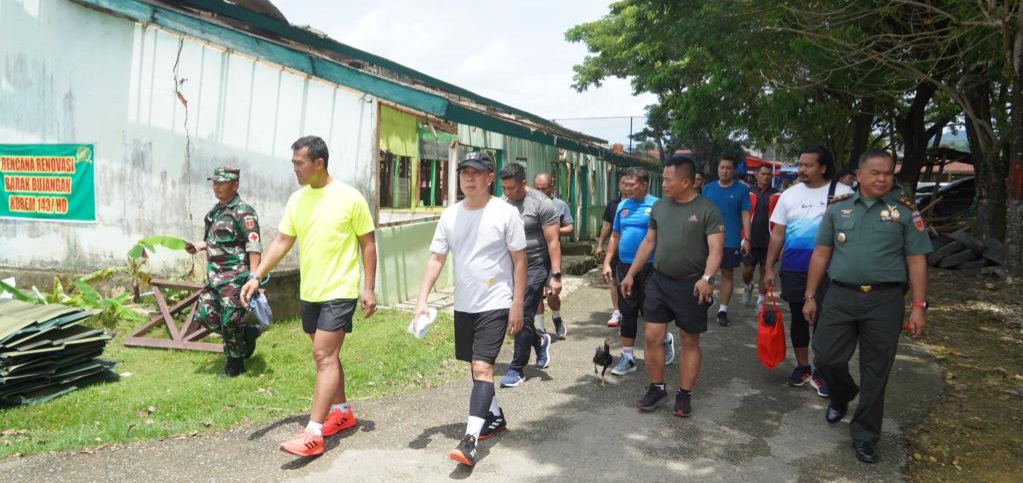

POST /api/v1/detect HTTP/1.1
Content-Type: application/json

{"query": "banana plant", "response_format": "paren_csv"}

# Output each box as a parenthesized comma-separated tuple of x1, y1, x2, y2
(126, 235, 189, 302)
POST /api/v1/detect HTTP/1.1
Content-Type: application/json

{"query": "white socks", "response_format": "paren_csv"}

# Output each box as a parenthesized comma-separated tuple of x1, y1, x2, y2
(466, 416, 485, 439)
(622, 346, 635, 358)
(305, 420, 324, 436)
(489, 394, 501, 416)
(552, 310, 560, 318)
(719, 304, 729, 313)
(331, 402, 351, 413)
(534, 314, 546, 332)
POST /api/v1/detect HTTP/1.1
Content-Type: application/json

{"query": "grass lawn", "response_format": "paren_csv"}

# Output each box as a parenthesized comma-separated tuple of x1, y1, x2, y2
(0, 309, 461, 457)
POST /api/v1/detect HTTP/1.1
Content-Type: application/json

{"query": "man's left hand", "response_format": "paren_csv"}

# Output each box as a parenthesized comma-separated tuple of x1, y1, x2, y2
(548, 277, 562, 296)
(740, 238, 751, 256)
(694, 279, 713, 304)
(908, 307, 927, 338)
(360, 289, 377, 318)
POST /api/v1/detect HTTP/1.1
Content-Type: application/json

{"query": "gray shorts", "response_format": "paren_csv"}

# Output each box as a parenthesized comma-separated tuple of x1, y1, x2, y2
(301, 299, 356, 334)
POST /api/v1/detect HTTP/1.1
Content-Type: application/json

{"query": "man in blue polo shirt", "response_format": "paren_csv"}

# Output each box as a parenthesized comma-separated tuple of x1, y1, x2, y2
(602, 167, 675, 376)
(702, 155, 752, 327)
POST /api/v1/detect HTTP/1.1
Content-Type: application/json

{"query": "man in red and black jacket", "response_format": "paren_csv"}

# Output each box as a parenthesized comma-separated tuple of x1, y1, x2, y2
(741, 164, 780, 307)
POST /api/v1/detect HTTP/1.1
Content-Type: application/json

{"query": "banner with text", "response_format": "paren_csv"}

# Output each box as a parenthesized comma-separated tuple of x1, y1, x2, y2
(0, 144, 96, 222)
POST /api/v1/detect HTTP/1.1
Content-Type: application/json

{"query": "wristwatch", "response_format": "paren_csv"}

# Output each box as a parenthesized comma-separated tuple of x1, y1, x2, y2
(701, 275, 715, 284)
(248, 273, 262, 281)
(911, 300, 929, 310)
(551, 272, 562, 279)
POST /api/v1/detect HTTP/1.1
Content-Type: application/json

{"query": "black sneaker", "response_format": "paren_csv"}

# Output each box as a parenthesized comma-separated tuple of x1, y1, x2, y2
(553, 316, 567, 337)
(786, 365, 812, 386)
(242, 325, 261, 359)
(673, 390, 692, 418)
(479, 410, 507, 440)
(219, 357, 244, 378)
(717, 311, 730, 327)
(635, 384, 668, 411)
(448, 434, 478, 466)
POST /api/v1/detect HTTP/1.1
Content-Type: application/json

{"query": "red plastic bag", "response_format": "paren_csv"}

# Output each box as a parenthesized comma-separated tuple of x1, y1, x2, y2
(757, 291, 786, 369)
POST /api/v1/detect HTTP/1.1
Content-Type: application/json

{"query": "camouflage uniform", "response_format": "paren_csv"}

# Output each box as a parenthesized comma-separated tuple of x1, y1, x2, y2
(192, 169, 262, 359)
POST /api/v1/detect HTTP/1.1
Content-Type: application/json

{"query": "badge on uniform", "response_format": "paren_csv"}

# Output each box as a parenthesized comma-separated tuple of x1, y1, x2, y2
(244, 215, 256, 229)
(912, 211, 926, 232)
(837, 232, 847, 244)
(621, 209, 630, 218)
(840, 209, 853, 219)
(248, 232, 259, 243)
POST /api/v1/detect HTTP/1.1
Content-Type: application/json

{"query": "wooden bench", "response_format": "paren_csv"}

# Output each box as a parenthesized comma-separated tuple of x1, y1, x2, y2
(123, 279, 221, 352)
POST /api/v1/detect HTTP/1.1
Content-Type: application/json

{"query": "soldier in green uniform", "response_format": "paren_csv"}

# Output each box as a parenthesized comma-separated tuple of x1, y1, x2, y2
(185, 166, 263, 377)
(802, 149, 933, 464)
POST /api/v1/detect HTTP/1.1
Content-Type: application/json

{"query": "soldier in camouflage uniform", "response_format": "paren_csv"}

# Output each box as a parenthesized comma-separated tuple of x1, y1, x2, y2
(185, 166, 263, 377)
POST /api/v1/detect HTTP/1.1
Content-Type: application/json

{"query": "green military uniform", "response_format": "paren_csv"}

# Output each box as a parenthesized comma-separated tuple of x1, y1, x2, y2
(811, 189, 933, 445)
(192, 167, 262, 359)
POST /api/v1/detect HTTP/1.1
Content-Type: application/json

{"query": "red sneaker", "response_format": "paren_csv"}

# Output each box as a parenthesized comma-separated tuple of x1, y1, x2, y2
(323, 407, 357, 436)
(279, 429, 324, 457)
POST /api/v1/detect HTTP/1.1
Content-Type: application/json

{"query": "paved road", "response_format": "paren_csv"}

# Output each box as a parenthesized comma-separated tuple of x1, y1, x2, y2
(0, 272, 942, 482)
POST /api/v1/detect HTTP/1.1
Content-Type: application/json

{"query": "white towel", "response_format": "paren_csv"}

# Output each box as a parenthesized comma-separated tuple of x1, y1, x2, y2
(406, 307, 437, 340)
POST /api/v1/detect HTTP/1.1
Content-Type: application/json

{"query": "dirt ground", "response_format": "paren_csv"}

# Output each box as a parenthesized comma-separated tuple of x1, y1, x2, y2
(904, 269, 1023, 482)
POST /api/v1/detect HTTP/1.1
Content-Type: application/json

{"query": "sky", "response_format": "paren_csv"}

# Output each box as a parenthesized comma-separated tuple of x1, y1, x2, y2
(272, 0, 656, 146)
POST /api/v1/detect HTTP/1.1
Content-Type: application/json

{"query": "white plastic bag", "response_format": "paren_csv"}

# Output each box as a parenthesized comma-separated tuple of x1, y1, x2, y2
(406, 307, 437, 340)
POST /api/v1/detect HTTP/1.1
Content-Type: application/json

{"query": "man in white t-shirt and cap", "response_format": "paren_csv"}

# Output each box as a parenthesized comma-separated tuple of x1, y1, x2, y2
(413, 151, 527, 467)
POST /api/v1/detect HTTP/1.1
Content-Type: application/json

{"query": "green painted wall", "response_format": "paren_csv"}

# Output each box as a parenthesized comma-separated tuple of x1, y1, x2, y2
(376, 221, 452, 306)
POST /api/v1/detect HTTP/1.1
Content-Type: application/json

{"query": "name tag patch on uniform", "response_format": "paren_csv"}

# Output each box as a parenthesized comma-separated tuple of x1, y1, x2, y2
(248, 232, 259, 243)
(244, 216, 256, 229)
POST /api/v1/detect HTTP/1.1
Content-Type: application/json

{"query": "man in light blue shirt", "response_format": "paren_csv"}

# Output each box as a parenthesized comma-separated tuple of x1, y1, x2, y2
(701, 155, 752, 327)
(601, 167, 675, 376)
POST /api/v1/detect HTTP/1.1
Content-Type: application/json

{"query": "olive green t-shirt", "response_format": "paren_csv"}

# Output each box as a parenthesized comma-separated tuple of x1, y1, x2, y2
(649, 195, 725, 278)
(816, 189, 934, 284)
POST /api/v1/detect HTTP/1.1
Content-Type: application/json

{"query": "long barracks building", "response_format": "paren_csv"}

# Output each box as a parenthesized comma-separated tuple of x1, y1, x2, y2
(0, 0, 660, 307)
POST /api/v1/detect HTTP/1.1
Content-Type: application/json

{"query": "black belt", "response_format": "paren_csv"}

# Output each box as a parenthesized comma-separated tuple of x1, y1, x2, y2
(831, 280, 903, 293)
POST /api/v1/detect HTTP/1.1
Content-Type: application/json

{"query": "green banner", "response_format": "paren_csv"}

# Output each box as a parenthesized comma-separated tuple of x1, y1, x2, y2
(0, 144, 96, 222)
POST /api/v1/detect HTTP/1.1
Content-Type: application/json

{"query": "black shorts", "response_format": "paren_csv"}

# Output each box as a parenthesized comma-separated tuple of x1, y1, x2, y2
(454, 309, 508, 364)
(301, 299, 356, 334)
(779, 271, 831, 305)
(742, 246, 768, 267)
(524, 257, 551, 312)
(721, 246, 742, 269)
(643, 271, 712, 334)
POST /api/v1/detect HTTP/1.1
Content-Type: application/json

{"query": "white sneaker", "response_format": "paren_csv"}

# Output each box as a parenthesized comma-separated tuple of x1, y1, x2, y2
(663, 332, 676, 366)
(607, 310, 622, 327)
(742, 283, 753, 305)
(611, 355, 637, 375)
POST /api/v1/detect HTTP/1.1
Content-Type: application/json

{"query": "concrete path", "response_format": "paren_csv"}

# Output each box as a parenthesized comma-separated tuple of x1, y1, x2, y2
(0, 271, 943, 482)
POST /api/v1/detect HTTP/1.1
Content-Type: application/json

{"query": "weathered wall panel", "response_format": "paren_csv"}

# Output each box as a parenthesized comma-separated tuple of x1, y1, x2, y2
(0, 0, 377, 274)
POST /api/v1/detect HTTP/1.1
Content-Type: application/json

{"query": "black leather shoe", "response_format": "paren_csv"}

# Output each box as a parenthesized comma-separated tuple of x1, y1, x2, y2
(242, 326, 261, 359)
(825, 403, 847, 424)
(853, 441, 878, 464)
(219, 357, 245, 378)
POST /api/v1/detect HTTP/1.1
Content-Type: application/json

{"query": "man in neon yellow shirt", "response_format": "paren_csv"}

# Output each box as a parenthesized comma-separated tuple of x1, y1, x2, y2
(241, 135, 377, 457)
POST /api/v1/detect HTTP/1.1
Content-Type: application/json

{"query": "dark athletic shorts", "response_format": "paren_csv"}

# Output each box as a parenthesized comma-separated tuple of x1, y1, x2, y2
(301, 299, 356, 334)
(721, 246, 742, 269)
(643, 271, 712, 334)
(742, 246, 768, 267)
(454, 309, 509, 364)
(525, 257, 551, 312)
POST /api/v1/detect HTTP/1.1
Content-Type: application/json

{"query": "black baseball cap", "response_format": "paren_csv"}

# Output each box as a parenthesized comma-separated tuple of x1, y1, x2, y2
(458, 151, 495, 172)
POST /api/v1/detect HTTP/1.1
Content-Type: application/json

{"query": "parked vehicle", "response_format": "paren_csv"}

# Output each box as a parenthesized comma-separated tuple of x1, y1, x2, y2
(915, 177, 975, 219)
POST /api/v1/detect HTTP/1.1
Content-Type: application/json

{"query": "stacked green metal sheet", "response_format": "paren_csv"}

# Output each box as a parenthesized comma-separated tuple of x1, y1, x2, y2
(0, 300, 116, 405)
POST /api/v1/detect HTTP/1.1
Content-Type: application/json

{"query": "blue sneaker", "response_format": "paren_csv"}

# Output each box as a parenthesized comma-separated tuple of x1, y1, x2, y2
(500, 368, 524, 388)
(662, 332, 676, 366)
(810, 370, 829, 398)
(535, 333, 552, 369)
(611, 355, 637, 376)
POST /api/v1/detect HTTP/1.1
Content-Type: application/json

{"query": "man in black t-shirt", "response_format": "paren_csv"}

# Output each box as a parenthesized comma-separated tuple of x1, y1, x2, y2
(595, 175, 628, 327)
(742, 164, 779, 307)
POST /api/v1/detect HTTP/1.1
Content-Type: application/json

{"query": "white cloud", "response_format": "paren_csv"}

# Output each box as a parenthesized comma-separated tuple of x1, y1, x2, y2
(272, 0, 655, 143)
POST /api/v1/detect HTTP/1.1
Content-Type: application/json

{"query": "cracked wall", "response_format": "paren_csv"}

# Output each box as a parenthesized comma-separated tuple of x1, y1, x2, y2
(0, 0, 378, 274)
